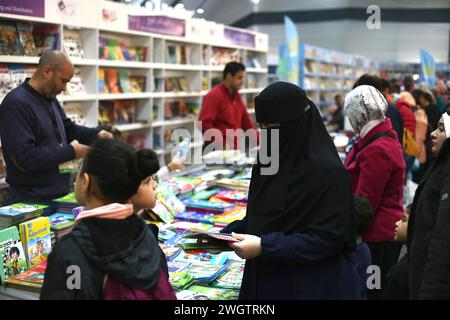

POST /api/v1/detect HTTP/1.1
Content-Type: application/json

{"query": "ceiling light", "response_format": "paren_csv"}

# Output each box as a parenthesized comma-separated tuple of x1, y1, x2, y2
(175, 3, 185, 10)
(251, 0, 260, 4)
(196, 8, 204, 14)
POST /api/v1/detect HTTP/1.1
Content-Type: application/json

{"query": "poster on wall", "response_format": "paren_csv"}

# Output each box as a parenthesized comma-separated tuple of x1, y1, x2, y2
(55, 0, 81, 27)
(0, 0, 45, 18)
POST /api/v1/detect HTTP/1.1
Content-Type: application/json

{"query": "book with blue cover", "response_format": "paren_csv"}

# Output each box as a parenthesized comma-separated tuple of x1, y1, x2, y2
(174, 210, 217, 224)
(0, 203, 46, 229)
(182, 199, 235, 213)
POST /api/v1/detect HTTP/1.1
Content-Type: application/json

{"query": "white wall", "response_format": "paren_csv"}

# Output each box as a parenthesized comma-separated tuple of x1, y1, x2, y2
(254, 20, 450, 63)
(196, 0, 450, 63)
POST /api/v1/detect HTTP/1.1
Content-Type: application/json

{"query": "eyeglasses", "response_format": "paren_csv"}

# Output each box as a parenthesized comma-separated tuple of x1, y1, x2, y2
(151, 174, 159, 184)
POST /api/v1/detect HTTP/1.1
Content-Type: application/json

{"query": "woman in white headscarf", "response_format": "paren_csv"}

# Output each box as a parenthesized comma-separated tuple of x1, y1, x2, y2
(408, 112, 450, 299)
(344, 85, 406, 300)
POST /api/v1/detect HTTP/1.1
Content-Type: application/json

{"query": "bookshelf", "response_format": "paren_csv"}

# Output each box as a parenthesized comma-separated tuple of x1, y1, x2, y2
(0, 0, 268, 165)
(299, 44, 378, 113)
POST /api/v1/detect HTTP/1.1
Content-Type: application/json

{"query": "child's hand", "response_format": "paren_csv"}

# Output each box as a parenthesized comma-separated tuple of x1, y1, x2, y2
(229, 232, 262, 259)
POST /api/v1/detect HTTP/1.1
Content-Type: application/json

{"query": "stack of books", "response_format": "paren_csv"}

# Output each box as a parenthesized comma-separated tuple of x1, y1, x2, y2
(49, 213, 75, 241)
(53, 193, 78, 214)
(0, 203, 46, 229)
(4, 263, 46, 292)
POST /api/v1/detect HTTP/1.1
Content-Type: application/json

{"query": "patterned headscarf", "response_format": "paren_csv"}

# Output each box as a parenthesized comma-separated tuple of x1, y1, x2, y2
(344, 85, 387, 132)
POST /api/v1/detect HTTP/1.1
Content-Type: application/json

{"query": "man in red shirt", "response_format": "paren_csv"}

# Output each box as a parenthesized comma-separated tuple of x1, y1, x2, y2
(198, 62, 257, 149)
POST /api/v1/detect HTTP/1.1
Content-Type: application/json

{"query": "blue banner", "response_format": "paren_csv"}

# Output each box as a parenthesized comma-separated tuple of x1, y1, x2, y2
(284, 16, 299, 85)
(420, 49, 436, 87)
(277, 44, 288, 81)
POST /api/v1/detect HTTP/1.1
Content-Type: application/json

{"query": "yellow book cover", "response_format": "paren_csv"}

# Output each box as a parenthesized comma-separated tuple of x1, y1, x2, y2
(211, 206, 246, 226)
(19, 217, 51, 269)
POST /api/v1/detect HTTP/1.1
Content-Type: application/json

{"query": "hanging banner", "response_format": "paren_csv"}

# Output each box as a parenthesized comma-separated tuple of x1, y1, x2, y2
(224, 27, 255, 48)
(420, 49, 436, 87)
(0, 0, 45, 18)
(128, 15, 186, 37)
(278, 44, 289, 81)
(284, 16, 299, 85)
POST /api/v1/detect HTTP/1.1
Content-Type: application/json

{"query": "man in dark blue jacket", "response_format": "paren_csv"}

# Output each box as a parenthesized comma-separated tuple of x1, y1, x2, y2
(0, 50, 112, 212)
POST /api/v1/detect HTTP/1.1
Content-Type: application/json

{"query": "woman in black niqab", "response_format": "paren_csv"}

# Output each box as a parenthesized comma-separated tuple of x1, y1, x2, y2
(226, 81, 360, 299)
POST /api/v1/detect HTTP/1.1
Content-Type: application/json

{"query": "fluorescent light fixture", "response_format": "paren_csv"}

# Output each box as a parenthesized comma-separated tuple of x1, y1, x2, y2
(196, 8, 204, 14)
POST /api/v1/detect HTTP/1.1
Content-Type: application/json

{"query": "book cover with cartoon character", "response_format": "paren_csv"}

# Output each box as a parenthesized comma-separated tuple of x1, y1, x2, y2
(0, 226, 28, 282)
(19, 217, 52, 268)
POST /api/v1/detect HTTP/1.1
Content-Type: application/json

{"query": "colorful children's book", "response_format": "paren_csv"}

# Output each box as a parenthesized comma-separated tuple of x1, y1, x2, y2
(0, 22, 23, 55)
(169, 272, 195, 291)
(16, 22, 37, 56)
(54, 192, 77, 204)
(105, 68, 121, 93)
(174, 210, 217, 224)
(185, 263, 228, 283)
(48, 213, 75, 231)
(4, 263, 46, 292)
(214, 190, 248, 203)
(167, 261, 191, 275)
(150, 200, 175, 224)
(211, 206, 247, 227)
(158, 188, 186, 217)
(176, 285, 239, 300)
(168, 221, 215, 233)
(157, 226, 177, 242)
(63, 29, 84, 58)
(98, 68, 108, 93)
(118, 69, 130, 93)
(174, 251, 231, 266)
(191, 189, 219, 200)
(0, 66, 13, 97)
(0, 227, 27, 283)
(211, 261, 244, 290)
(182, 199, 235, 213)
(159, 243, 182, 261)
(0, 203, 46, 229)
(19, 217, 52, 268)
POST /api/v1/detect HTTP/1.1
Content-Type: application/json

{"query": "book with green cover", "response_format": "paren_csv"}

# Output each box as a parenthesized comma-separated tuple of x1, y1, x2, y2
(0, 226, 27, 283)
(176, 285, 239, 300)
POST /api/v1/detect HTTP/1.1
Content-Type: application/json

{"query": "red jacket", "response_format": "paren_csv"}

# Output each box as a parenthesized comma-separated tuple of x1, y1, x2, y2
(345, 118, 405, 242)
(395, 98, 416, 136)
(198, 84, 256, 149)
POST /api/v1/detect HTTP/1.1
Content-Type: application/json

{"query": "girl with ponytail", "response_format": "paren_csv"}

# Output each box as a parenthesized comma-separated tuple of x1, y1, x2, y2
(41, 138, 176, 300)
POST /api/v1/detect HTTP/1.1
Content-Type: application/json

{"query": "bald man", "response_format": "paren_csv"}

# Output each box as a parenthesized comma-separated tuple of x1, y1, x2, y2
(0, 50, 112, 212)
